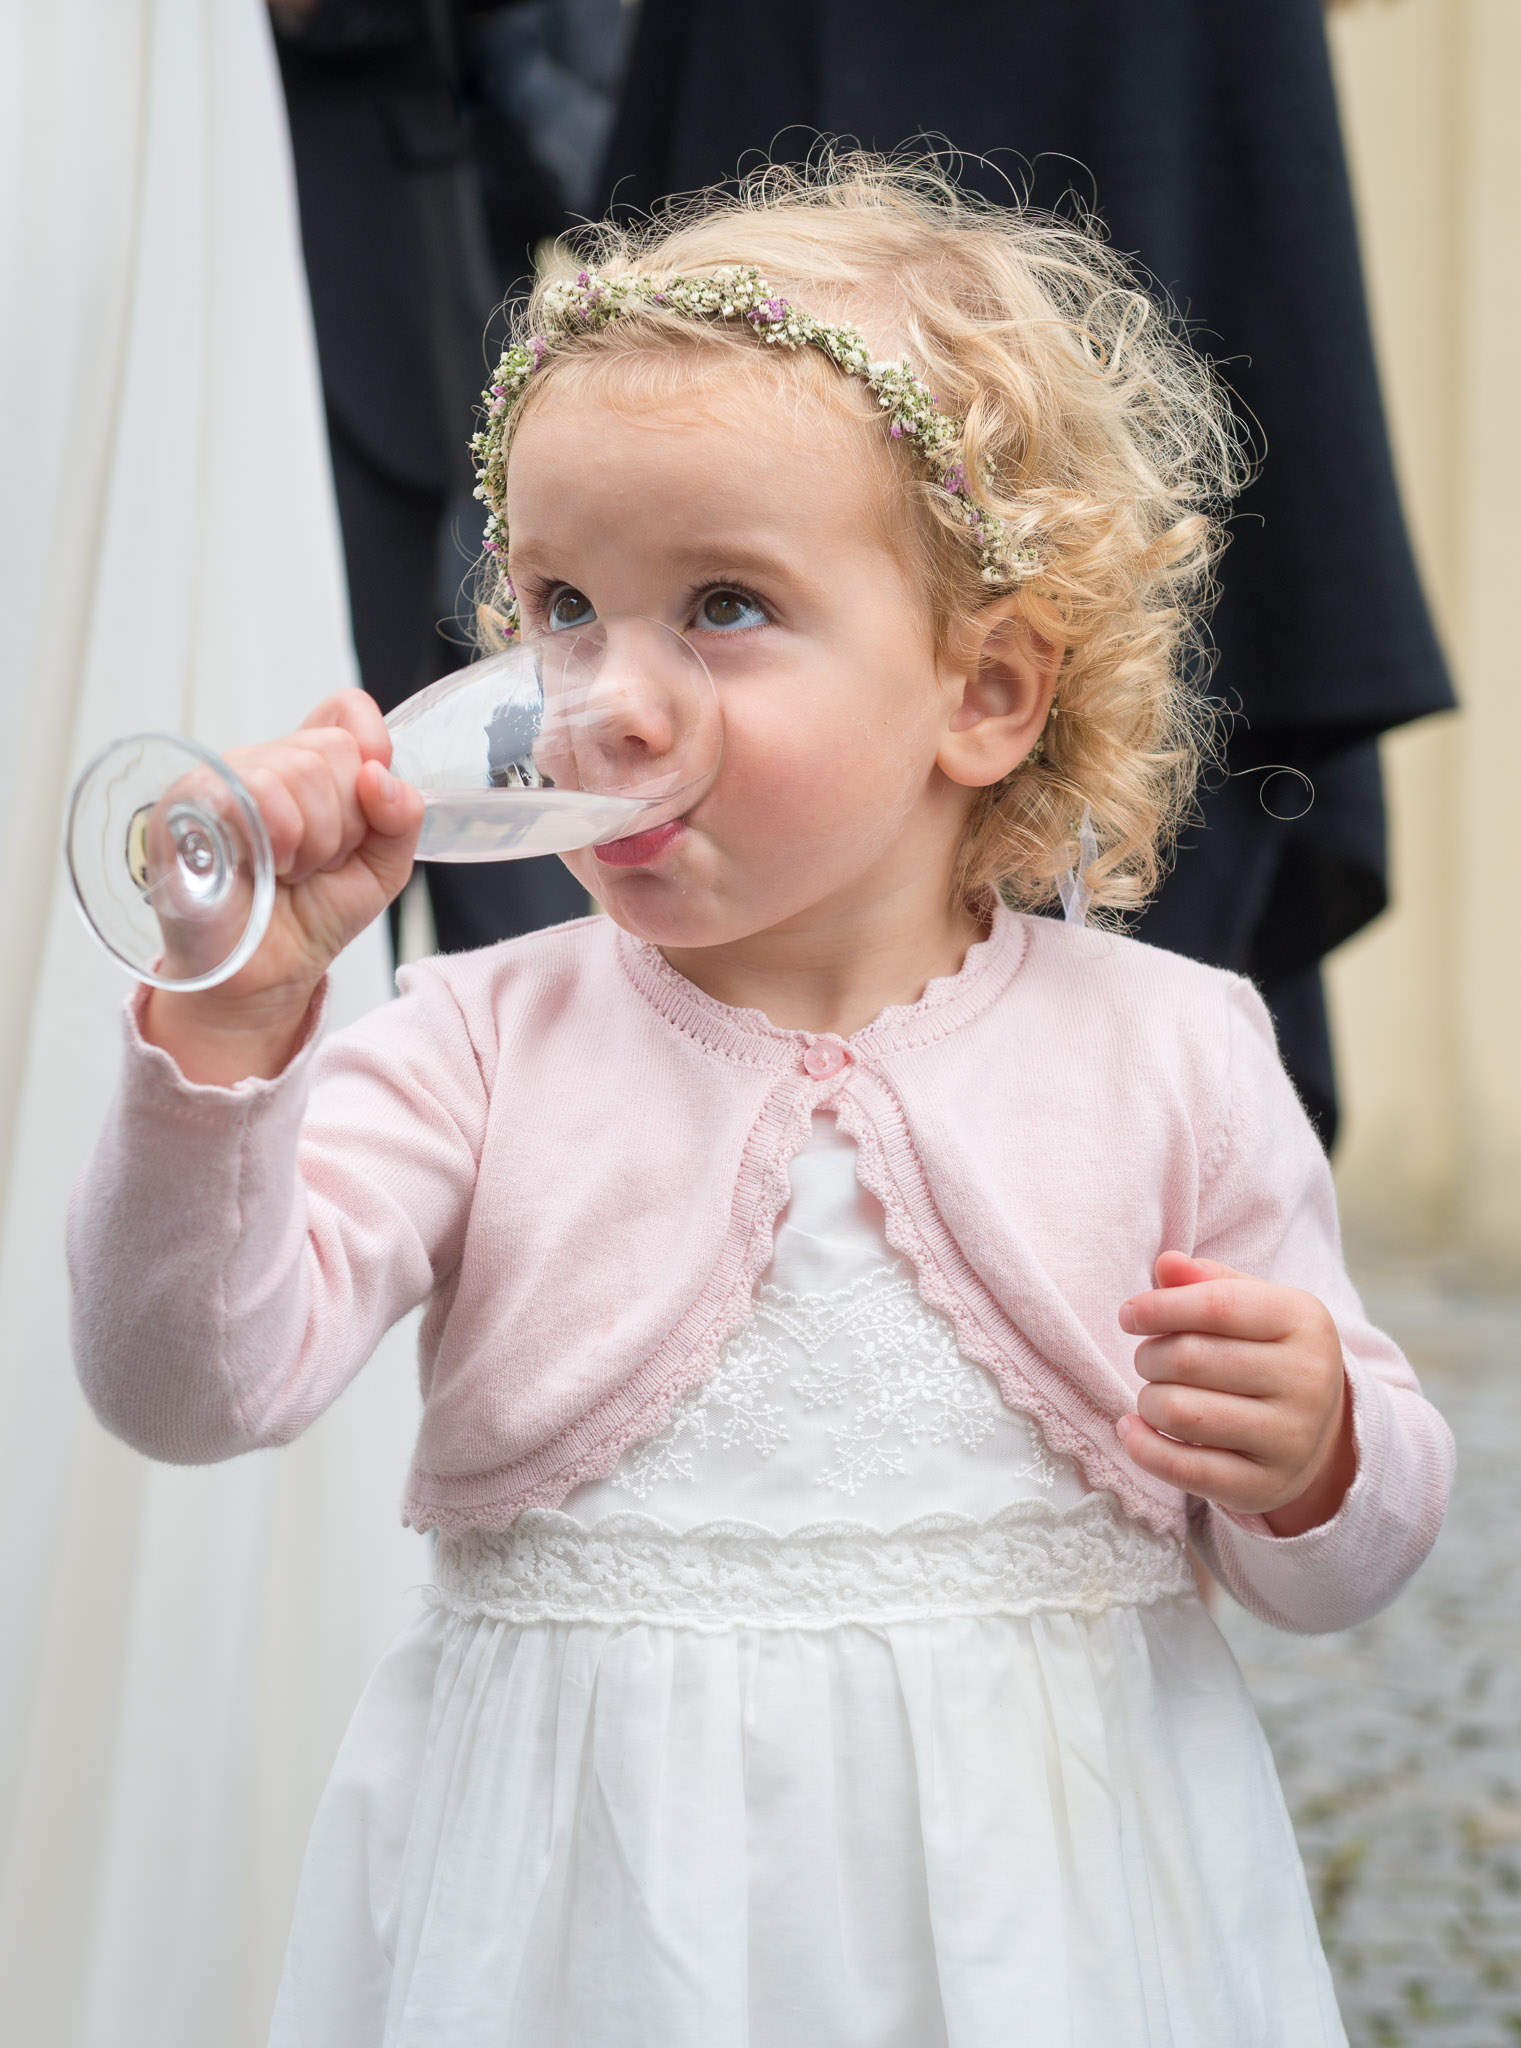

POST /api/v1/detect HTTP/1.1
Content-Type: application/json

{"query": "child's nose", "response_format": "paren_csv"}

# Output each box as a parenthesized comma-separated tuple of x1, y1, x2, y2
(537, 616, 698, 798)
(582, 640, 680, 770)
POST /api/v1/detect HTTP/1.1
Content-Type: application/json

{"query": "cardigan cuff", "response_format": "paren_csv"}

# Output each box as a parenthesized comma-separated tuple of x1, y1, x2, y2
(122, 977, 330, 1106)
(1194, 1357, 1452, 1633)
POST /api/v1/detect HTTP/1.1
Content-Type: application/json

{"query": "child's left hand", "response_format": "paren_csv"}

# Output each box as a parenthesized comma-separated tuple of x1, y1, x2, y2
(1115, 1253, 1357, 1536)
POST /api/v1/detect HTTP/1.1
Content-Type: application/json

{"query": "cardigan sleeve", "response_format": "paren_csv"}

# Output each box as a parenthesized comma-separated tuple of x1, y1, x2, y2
(1185, 977, 1455, 1634)
(67, 961, 489, 1464)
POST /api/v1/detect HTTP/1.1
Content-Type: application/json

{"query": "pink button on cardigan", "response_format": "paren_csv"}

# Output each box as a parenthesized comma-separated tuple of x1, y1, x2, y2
(68, 908, 1453, 1634)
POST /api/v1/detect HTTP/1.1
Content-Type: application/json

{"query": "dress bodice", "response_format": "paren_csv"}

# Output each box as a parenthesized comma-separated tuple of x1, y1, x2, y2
(563, 1115, 1090, 1535)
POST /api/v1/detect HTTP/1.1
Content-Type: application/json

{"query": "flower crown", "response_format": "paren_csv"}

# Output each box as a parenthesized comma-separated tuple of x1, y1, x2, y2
(471, 265, 1040, 639)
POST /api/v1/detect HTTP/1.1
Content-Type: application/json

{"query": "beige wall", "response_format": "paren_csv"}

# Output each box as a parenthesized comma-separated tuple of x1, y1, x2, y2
(1324, 0, 1521, 1274)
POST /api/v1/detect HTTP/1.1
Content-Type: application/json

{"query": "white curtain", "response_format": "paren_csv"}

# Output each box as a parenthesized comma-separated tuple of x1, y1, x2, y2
(0, 2, 427, 2040)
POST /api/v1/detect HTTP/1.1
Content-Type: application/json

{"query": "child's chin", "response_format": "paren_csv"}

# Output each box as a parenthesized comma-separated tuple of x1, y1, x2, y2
(580, 876, 735, 949)
(593, 893, 722, 948)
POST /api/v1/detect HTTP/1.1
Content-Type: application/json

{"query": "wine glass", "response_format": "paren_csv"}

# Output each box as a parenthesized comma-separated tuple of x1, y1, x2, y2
(65, 615, 720, 991)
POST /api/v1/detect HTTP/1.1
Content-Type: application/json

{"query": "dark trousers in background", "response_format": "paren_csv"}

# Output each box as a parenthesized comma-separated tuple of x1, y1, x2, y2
(327, 413, 590, 957)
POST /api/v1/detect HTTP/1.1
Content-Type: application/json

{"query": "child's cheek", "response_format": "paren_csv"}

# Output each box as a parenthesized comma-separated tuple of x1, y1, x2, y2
(703, 712, 825, 843)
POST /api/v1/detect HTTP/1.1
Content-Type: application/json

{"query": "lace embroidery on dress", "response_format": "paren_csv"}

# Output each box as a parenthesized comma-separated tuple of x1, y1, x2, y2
(615, 1262, 1060, 1502)
(432, 1496, 1194, 1633)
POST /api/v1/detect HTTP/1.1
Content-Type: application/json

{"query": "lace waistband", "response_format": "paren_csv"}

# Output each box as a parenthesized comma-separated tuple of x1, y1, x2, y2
(431, 1494, 1193, 1633)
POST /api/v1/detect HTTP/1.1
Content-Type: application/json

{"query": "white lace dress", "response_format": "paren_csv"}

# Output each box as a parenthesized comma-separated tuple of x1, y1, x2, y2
(271, 1118, 1345, 2048)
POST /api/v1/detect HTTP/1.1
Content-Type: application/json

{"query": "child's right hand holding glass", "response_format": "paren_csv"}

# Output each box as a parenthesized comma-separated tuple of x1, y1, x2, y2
(142, 689, 423, 1086)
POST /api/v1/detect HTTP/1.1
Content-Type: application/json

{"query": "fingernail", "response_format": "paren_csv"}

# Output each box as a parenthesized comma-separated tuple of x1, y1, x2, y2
(1118, 1303, 1137, 1333)
(1116, 1413, 1136, 1440)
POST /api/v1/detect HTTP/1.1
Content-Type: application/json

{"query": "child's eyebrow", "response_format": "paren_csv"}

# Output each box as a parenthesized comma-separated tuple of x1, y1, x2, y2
(667, 545, 808, 589)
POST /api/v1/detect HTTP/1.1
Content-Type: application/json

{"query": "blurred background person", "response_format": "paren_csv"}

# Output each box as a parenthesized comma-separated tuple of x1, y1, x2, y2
(470, 0, 635, 223)
(594, 0, 1455, 1147)
(272, 0, 631, 950)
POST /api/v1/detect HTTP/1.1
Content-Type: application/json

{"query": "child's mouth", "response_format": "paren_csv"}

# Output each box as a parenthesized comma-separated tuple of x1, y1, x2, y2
(593, 819, 688, 869)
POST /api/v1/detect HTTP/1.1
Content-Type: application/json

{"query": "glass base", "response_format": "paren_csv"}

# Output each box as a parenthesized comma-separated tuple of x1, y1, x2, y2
(65, 734, 275, 990)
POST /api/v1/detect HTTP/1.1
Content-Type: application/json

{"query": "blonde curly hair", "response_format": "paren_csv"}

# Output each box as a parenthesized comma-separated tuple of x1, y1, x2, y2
(477, 152, 1246, 914)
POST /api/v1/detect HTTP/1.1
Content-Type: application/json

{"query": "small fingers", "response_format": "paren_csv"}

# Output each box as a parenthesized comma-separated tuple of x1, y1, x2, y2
(231, 739, 363, 880)
(356, 759, 426, 840)
(225, 700, 402, 884)
(288, 728, 379, 870)
(1134, 1380, 1265, 1450)
(1131, 1331, 1292, 1395)
(1120, 1275, 1301, 1343)
(235, 759, 308, 876)
(1153, 1250, 1237, 1290)
(276, 743, 356, 877)
(299, 688, 393, 765)
(1116, 1415, 1287, 1515)
(354, 759, 424, 901)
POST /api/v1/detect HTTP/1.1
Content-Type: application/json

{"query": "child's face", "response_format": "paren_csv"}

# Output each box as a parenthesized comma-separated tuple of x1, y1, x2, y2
(506, 366, 1046, 950)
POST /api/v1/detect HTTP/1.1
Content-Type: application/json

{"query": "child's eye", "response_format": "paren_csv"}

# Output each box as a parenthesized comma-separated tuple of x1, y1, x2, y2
(695, 589, 767, 632)
(547, 588, 596, 632)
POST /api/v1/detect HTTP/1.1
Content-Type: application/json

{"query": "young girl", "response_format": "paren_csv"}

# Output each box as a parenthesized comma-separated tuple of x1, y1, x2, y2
(70, 158, 1452, 2047)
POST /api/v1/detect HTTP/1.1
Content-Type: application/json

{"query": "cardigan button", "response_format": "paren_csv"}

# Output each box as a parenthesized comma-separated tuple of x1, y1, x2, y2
(802, 1040, 849, 1079)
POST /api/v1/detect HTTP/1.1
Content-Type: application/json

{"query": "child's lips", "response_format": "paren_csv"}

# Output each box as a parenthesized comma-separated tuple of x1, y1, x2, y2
(592, 818, 688, 869)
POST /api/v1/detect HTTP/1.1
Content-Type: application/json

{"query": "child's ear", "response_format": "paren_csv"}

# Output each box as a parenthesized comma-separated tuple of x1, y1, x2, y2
(936, 599, 1062, 789)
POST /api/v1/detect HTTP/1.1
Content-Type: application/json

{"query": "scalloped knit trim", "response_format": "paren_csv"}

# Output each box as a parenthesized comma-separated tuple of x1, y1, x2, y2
(613, 905, 1028, 1067)
(404, 1079, 821, 1533)
(831, 1075, 1186, 1541)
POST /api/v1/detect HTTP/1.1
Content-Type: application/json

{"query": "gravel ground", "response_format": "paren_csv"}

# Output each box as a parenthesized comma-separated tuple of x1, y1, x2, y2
(1216, 1282, 1521, 2048)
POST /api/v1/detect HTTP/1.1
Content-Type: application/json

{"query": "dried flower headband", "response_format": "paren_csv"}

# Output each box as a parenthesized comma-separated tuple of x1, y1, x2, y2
(471, 265, 1041, 639)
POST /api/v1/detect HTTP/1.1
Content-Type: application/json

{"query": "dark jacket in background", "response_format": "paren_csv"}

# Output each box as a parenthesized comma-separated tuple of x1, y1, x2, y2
(276, 0, 586, 948)
(597, 0, 1455, 1144)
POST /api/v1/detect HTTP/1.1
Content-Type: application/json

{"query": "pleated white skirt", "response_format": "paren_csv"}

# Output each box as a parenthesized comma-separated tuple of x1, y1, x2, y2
(270, 1562, 1344, 2048)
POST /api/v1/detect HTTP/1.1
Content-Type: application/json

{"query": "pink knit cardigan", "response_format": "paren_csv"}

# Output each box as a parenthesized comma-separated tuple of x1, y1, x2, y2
(68, 907, 1452, 1633)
